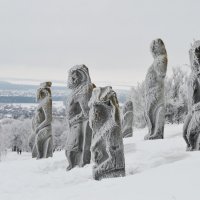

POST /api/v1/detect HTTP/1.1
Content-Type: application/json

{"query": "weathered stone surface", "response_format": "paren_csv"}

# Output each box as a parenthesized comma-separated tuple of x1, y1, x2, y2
(89, 86, 125, 180)
(183, 41, 200, 151)
(144, 39, 168, 140)
(29, 82, 53, 159)
(65, 64, 95, 170)
(122, 101, 133, 138)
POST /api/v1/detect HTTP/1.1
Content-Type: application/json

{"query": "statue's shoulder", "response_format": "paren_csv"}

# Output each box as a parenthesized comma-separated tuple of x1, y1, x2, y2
(154, 55, 167, 68)
(80, 83, 95, 94)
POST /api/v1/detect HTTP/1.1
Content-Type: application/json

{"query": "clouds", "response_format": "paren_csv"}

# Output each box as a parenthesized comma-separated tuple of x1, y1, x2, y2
(0, 0, 199, 85)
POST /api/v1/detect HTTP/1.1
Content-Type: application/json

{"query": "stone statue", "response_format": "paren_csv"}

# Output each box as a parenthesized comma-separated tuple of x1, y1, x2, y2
(89, 86, 126, 180)
(65, 64, 95, 170)
(29, 82, 53, 159)
(144, 38, 168, 140)
(183, 41, 200, 151)
(122, 101, 134, 138)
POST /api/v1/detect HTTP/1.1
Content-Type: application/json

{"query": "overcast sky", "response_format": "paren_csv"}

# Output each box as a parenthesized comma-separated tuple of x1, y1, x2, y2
(0, 0, 199, 86)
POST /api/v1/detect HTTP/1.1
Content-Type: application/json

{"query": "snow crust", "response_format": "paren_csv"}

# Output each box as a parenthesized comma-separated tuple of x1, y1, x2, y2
(0, 124, 199, 200)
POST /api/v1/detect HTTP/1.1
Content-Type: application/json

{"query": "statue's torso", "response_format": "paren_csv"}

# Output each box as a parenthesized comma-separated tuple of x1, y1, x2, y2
(145, 65, 164, 102)
(32, 98, 52, 131)
(66, 83, 93, 150)
(193, 78, 200, 105)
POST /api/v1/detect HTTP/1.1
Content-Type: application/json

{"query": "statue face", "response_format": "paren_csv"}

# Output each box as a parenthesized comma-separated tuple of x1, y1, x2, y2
(67, 70, 82, 89)
(150, 38, 166, 58)
(67, 65, 91, 90)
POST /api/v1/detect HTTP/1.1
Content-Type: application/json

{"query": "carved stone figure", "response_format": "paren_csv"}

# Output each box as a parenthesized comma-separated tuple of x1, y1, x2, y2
(122, 101, 133, 138)
(183, 41, 200, 151)
(29, 82, 53, 159)
(65, 64, 95, 170)
(89, 86, 126, 180)
(144, 38, 168, 140)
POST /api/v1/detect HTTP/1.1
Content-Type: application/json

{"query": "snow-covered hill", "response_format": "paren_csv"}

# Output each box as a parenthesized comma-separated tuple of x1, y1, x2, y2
(0, 124, 199, 200)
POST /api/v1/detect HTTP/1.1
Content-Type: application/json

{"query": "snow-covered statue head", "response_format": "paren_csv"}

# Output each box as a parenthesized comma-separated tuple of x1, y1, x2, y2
(144, 38, 168, 140)
(89, 86, 120, 130)
(150, 38, 167, 58)
(183, 40, 200, 151)
(89, 86, 125, 180)
(67, 64, 91, 90)
(29, 82, 53, 159)
(150, 38, 167, 78)
(65, 64, 95, 171)
(36, 82, 52, 101)
(122, 100, 134, 138)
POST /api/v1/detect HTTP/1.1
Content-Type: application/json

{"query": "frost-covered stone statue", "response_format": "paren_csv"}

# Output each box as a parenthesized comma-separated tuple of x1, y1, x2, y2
(89, 86, 126, 180)
(122, 101, 133, 138)
(65, 64, 95, 170)
(144, 38, 168, 140)
(29, 82, 53, 159)
(183, 41, 200, 151)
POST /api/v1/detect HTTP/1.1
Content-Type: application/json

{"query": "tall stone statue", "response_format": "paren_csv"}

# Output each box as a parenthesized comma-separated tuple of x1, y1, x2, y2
(29, 82, 53, 159)
(144, 38, 168, 140)
(183, 41, 200, 151)
(89, 86, 126, 180)
(122, 101, 134, 138)
(65, 64, 95, 170)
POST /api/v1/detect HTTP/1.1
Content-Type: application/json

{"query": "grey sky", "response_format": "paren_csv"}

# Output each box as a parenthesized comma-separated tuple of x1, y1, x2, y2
(0, 0, 199, 85)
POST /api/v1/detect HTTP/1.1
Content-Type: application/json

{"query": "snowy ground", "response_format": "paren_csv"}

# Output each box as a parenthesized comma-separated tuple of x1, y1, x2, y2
(0, 124, 199, 200)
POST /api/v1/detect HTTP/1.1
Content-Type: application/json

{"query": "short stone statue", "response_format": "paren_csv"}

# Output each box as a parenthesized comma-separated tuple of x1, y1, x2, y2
(89, 86, 126, 180)
(122, 101, 133, 138)
(29, 82, 53, 159)
(65, 64, 95, 170)
(144, 38, 168, 140)
(183, 41, 200, 151)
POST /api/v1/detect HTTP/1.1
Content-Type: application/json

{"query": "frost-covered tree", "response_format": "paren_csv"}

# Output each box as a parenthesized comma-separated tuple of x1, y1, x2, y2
(130, 66, 188, 127)
(130, 82, 146, 128)
(52, 119, 67, 151)
(165, 67, 188, 124)
(0, 117, 67, 157)
(1, 119, 32, 152)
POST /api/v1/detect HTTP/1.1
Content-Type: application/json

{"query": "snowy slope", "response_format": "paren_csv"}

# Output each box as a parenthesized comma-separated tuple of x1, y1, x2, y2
(0, 124, 199, 200)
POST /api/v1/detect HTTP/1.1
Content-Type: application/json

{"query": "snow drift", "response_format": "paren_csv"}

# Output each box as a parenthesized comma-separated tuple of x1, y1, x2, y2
(0, 124, 199, 200)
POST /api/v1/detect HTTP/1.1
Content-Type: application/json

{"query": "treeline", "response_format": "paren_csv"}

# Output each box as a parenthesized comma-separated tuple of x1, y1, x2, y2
(0, 104, 66, 120)
(130, 66, 188, 128)
(0, 96, 66, 103)
(0, 118, 67, 155)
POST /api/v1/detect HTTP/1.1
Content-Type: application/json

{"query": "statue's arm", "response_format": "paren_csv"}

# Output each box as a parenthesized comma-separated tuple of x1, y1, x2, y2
(188, 75, 196, 110)
(69, 85, 93, 125)
(74, 86, 92, 121)
(79, 85, 93, 118)
(123, 112, 133, 126)
(68, 101, 86, 126)
(36, 98, 52, 132)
